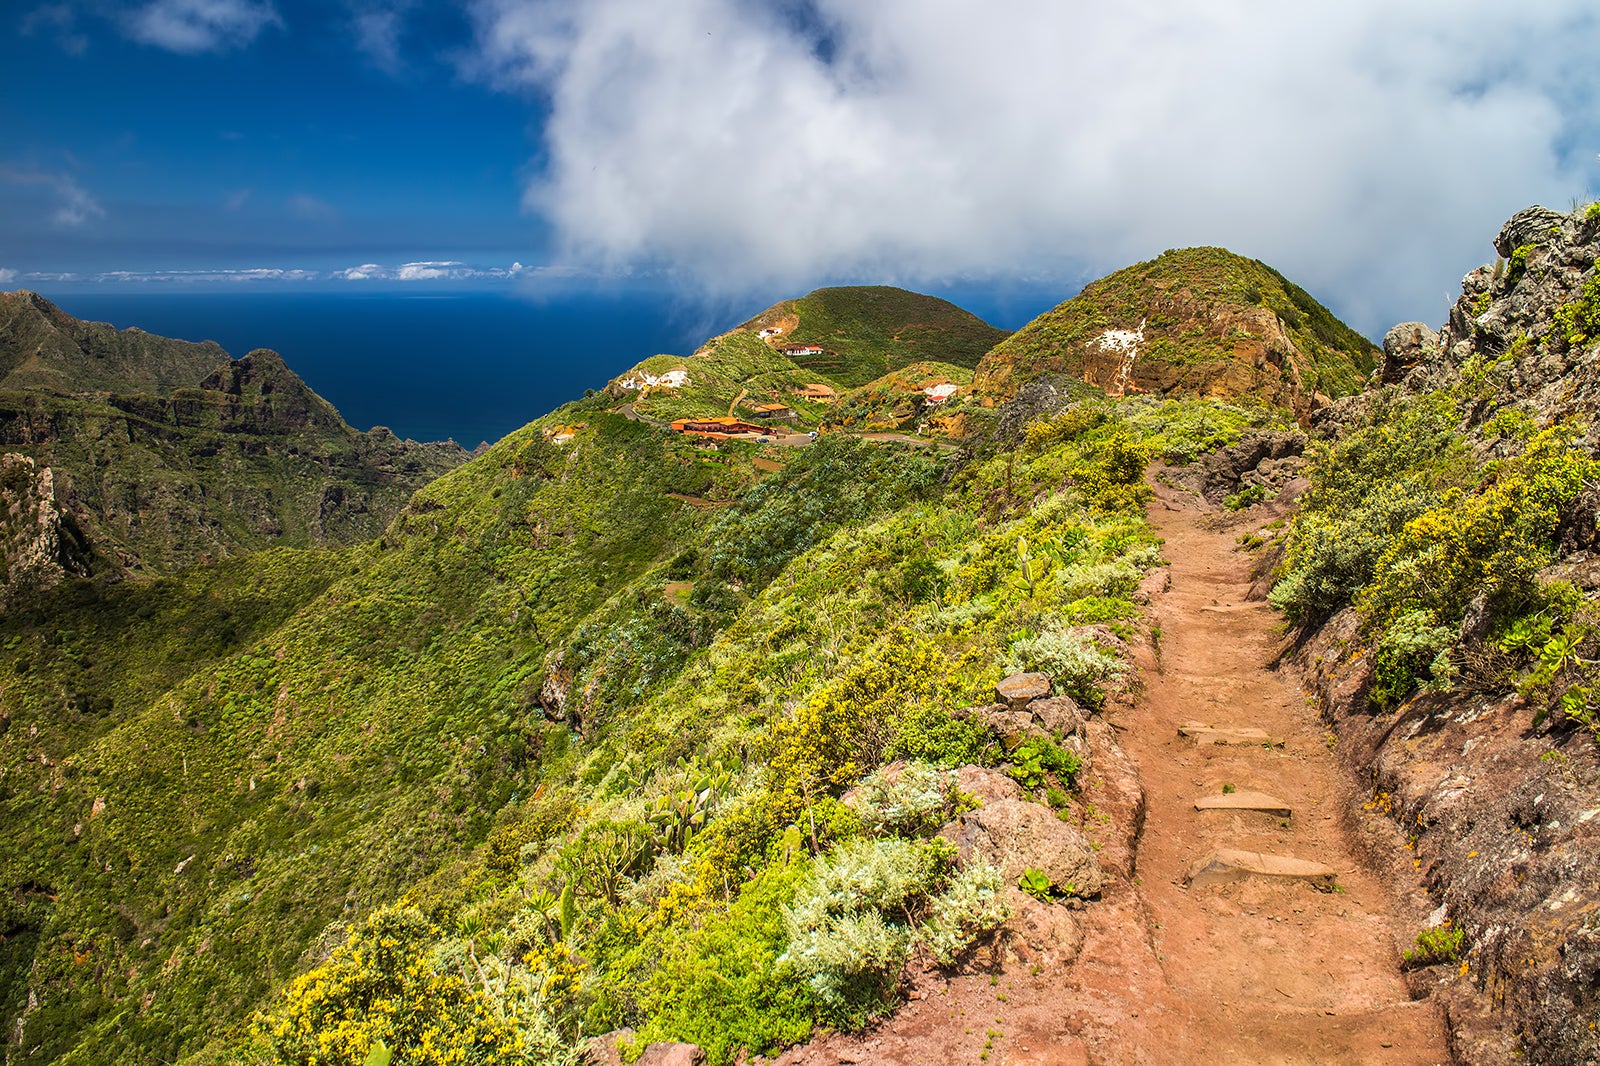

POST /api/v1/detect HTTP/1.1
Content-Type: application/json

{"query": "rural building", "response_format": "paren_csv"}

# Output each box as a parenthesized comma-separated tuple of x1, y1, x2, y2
(751, 402, 794, 419)
(780, 344, 825, 358)
(922, 382, 960, 405)
(670, 416, 766, 438)
(758, 327, 783, 339)
(795, 383, 837, 402)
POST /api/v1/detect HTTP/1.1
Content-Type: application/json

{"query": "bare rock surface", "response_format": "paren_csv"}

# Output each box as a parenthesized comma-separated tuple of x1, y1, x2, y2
(940, 798, 1104, 898)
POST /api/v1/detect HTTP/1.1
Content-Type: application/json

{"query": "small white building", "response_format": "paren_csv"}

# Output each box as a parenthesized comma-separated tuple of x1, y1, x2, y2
(922, 383, 960, 404)
(758, 327, 783, 339)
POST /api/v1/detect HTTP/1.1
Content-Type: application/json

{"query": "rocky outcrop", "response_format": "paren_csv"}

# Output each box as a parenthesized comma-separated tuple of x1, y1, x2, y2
(1168, 429, 1308, 503)
(939, 798, 1105, 898)
(0, 454, 92, 609)
(1290, 204, 1600, 1064)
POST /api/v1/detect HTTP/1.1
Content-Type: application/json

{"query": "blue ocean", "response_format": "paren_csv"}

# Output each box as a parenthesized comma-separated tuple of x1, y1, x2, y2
(44, 286, 1060, 447)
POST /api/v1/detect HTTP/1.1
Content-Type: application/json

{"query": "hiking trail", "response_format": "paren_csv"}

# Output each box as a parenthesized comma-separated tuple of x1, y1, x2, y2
(775, 480, 1451, 1065)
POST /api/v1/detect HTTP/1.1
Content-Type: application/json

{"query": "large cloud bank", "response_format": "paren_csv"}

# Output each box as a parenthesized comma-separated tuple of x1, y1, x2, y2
(471, 0, 1600, 332)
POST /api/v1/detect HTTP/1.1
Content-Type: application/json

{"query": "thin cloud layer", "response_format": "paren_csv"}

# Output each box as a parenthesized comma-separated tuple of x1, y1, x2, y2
(0, 165, 105, 228)
(124, 0, 281, 53)
(470, 0, 1600, 332)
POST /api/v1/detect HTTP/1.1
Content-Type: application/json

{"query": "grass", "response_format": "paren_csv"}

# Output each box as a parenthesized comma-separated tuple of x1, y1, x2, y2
(740, 286, 1010, 389)
(973, 247, 1378, 404)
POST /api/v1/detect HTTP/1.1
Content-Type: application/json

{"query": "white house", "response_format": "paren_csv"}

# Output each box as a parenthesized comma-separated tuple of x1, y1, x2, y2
(758, 327, 783, 339)
(922, 382, 960, 404)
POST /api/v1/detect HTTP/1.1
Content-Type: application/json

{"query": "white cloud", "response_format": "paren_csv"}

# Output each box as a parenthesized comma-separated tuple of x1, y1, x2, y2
(395, 260, 463, 280)
(0, 165, 105, 228)
(125, 0, 281, 54)
(0, 268, 17, 284)
(468, 0, 1600, 334)
(20, 4, 89, 54)
(349, 1, 417, 73)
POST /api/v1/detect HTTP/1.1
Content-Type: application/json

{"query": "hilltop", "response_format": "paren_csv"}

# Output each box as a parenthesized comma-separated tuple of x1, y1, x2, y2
(739, 285, 1009, 387)
(0, 292, 467, 591)
(972, 248, 1379, 416)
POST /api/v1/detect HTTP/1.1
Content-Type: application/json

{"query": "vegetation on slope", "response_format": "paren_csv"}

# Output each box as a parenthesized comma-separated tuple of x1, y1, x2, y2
(0, 294, 467, 580)
(0, 374, 1258, 1064)
(823, 361, 974, 434)
(740, 286, 1010, 388)
(610, 330, 830, 426)
(972, 248, 1378, 411)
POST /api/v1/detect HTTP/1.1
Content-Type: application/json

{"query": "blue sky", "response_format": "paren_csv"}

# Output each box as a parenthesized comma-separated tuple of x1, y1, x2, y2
(4, 1, 1600, 335)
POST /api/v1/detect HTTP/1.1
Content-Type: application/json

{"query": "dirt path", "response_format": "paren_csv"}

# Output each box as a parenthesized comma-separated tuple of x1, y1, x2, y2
(1057, 481, 1449, 1063)
(774, 484, 1449, 1065)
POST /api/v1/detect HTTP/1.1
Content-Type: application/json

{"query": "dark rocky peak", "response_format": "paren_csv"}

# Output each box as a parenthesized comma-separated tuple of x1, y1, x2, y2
(1379, 203, 1600, 430)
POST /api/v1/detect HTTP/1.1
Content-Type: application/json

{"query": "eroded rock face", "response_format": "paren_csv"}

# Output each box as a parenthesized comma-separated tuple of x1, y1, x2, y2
(1279, 204, 1600, 1062)
(1170, 429, 1308, 503)
(940, 798, 1105, 897)
(0, 453, 92, 609)
(1381, 322, 1441, 385)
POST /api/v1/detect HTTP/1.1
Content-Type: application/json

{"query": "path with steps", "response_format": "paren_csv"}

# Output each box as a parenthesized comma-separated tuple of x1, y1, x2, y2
(1057, 481, 1449, 1063)
(771, 482, 1450, 1066)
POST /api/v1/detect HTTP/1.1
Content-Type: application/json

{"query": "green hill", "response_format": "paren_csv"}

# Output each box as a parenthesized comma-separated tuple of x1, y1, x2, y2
(740, 286, 1010, 388)
(0, 292, 467, 587)
(0, 317, 1218, 1063)
(972, 249, 1378, 416)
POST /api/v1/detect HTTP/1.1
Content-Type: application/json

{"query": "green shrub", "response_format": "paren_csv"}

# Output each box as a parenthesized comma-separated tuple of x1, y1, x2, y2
(852, 762, 961, 839)
(1270, 394, 1467, 622)
(1371, 609, 1456, 707)
(1004, 624, 1127, 703)
(629, 861, 818, 1065)
(919, 862, 1011, 965)
(1401, 924, 1466, 968)
(1005, 736, 1082, 792)
(780, 838, 949, 1021)
(1223, 485, 1270, 510)
(1553, 272, 1600, 349)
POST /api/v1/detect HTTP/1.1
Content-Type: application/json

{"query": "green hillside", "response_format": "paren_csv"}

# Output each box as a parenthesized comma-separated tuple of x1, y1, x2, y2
(0, 365, 1255, 1063)
(740, 286, 1010, 388)
(973, 249, 1378, 414)
(0, 293, 467, 584)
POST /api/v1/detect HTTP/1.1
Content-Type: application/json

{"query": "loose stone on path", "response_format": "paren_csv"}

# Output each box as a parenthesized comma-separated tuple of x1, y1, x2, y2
(1184, 848, 1338, 891)
(1178, 721, 1278, 746)
(1193, 791, 1293, 818)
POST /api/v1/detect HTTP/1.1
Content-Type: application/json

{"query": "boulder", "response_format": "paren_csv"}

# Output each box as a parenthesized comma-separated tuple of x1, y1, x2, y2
(637, 1045, 706, 1066)
(1027, 694, 1087, 737)
(989, 708, 1046, 750)
(582, 1033, 706, 1066)
(1493, 205, 1567, 259)
(996, 672, 1052, 708)
(940, 798, 1104, 897)
(1003, 886, 1083, 966)
(1380, 322, 1440, 385)
(954, 764, 1023, 806)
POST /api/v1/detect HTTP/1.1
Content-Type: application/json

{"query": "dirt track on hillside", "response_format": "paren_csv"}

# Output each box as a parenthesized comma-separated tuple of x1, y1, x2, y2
(772, 481, 1451, 1065)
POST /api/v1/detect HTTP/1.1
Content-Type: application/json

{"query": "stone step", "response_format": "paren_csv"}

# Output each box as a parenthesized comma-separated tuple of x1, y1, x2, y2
(1184, 848, 1338, 891)
(1179, 722, 1278, 746)
(1194, 791, 1293, 818)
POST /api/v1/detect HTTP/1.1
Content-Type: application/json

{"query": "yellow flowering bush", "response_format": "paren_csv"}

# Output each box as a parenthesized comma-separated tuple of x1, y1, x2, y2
(259, 908, 527, 1066)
